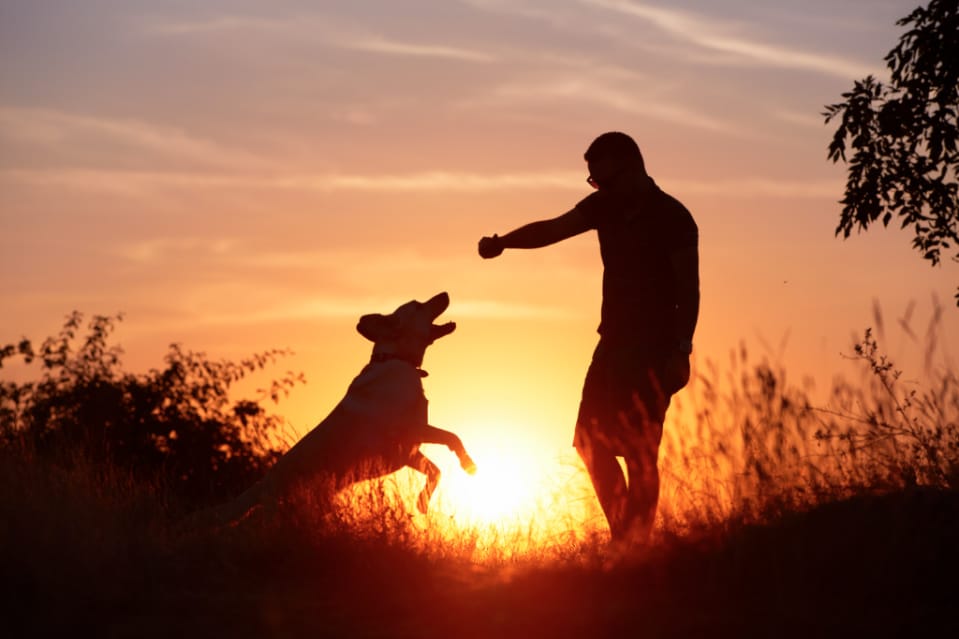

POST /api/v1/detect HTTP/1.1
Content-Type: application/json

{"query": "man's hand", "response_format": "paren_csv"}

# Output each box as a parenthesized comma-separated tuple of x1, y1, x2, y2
(478, 234, 504, 259)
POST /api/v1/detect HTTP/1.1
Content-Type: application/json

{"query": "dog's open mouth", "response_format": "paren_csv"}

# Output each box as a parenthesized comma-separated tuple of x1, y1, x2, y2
(356, 292, 456, 344)
(426, 292, 456, 341)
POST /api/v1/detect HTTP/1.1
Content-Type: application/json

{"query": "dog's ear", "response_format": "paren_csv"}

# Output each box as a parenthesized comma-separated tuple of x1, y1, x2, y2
(429, 321, 456, 342)
(357, 314, 397, 342)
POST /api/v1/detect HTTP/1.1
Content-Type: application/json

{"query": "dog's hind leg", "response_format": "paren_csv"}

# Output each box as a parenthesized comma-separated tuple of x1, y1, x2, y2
(408, 450, 440, 514)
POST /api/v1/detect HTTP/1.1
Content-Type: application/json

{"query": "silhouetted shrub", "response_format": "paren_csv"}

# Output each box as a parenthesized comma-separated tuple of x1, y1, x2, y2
(814, 326, 959, 490)
(0, 312, 304, 507)
(659, 299, 958, 532)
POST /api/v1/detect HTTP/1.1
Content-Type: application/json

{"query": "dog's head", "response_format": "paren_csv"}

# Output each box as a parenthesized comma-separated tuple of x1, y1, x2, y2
(357, 292, 456, 365)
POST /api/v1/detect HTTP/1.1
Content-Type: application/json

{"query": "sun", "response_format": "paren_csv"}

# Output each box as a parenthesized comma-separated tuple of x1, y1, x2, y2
(436, 442, 542, 524)
(416, 430, 603, 556)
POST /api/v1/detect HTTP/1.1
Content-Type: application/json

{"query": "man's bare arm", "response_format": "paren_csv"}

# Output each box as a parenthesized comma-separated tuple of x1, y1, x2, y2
(479, 209, 591, 258)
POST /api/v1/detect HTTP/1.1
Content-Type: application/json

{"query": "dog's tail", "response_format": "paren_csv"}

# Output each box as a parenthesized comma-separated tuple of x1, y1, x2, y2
(175, 481, 268, 536)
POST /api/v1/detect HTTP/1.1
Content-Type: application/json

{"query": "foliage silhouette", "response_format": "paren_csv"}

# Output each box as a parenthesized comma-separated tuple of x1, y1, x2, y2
(813, 326, 959, 490)
(0, 312, 304, 507)
(824, 0, 959, 303)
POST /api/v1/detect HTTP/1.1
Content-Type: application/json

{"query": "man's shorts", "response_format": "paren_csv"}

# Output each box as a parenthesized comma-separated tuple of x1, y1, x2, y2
(573, 339, 672, 455)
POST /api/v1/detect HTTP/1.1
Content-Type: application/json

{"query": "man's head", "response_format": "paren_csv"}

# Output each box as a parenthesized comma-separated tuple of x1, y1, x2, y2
(584, 132, 646, 190)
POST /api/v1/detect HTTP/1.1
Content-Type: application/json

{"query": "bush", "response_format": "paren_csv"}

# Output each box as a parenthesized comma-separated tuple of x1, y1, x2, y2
(0, 312, 304, 508)
(814, 326, 959, 490)
(659, 300, 959, 530)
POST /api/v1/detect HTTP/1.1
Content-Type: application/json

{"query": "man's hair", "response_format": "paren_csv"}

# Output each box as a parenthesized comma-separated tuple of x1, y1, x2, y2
(584, 132, 645, 170)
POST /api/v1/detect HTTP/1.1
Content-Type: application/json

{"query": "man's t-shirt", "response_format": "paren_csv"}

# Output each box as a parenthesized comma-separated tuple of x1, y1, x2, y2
(574, 177, 698, 354)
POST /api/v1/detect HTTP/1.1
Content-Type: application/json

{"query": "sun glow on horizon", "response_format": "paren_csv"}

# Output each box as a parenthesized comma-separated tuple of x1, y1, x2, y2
(431, 441, 548, 524)
(409, 432, 608, 556)
(329, 439, 605, 560)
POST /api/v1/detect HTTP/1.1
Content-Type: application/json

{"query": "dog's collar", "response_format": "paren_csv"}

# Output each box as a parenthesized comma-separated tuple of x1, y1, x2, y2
(369, 352, 428, 377)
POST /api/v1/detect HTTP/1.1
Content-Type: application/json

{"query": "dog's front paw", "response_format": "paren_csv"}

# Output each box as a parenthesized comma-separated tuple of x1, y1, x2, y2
(460, 455, 477, 475)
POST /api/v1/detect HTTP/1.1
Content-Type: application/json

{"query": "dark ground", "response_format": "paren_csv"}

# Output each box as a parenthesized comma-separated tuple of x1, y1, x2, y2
(5, 488, 958, 638)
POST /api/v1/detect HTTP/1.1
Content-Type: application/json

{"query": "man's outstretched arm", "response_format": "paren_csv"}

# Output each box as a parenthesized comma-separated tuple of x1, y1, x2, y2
(479, 208, 591, 258)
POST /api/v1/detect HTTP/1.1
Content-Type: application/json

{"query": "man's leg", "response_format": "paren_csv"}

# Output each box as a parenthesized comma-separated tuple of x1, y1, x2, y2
(621, 419, 664, 542)
(574, 431, 629, 539)
(575, 343, 633, 539)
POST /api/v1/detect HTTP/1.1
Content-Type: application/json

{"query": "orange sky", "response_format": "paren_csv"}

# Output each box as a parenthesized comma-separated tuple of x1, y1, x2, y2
(2, 0, 956, 468)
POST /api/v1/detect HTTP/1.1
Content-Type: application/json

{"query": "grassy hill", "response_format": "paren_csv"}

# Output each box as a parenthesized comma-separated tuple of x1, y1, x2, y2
(3, 447, 956, 638)
(3, 313, 957, 637)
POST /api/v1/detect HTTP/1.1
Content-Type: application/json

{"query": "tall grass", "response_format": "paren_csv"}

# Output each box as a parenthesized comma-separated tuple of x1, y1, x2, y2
(174, 298, 957, 566)
(270, 464, 604, 568)
(659, 299, 958, 537)
(2, 304, 957, 635)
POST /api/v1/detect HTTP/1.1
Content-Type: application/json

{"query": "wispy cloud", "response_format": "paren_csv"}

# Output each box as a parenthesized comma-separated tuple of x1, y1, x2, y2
(454, 299, 577, 320)
(144, 14, 494, 63)
(103, 240, 585, 322)
(142, 15, 290, 36)
(481, 78, 734, 133)
(114, 237, 238, 264)
(291, 171, 578, 191)
(0, 168, 585, 194)
(338, 36, 495, 63)
(2, 167, 841, 199)
(581, 0, 878, 79)
(167, 295, 577, 328)
(0, 107, 264, 170)
(668, 176, 843, 199)
(772, 109, 828, 130)
(187, 298, 396, 326)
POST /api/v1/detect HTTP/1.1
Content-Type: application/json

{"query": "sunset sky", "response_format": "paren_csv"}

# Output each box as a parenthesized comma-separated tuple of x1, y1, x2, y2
(2, 0, 956, 469)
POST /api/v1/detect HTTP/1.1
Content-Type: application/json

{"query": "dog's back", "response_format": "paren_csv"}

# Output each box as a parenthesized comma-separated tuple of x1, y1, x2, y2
(185, 292, 468, 529)
(268, 358, 428, 492)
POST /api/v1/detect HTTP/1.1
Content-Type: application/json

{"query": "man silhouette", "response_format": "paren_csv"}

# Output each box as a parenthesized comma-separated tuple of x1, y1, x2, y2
(478, 132, 699, 542)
